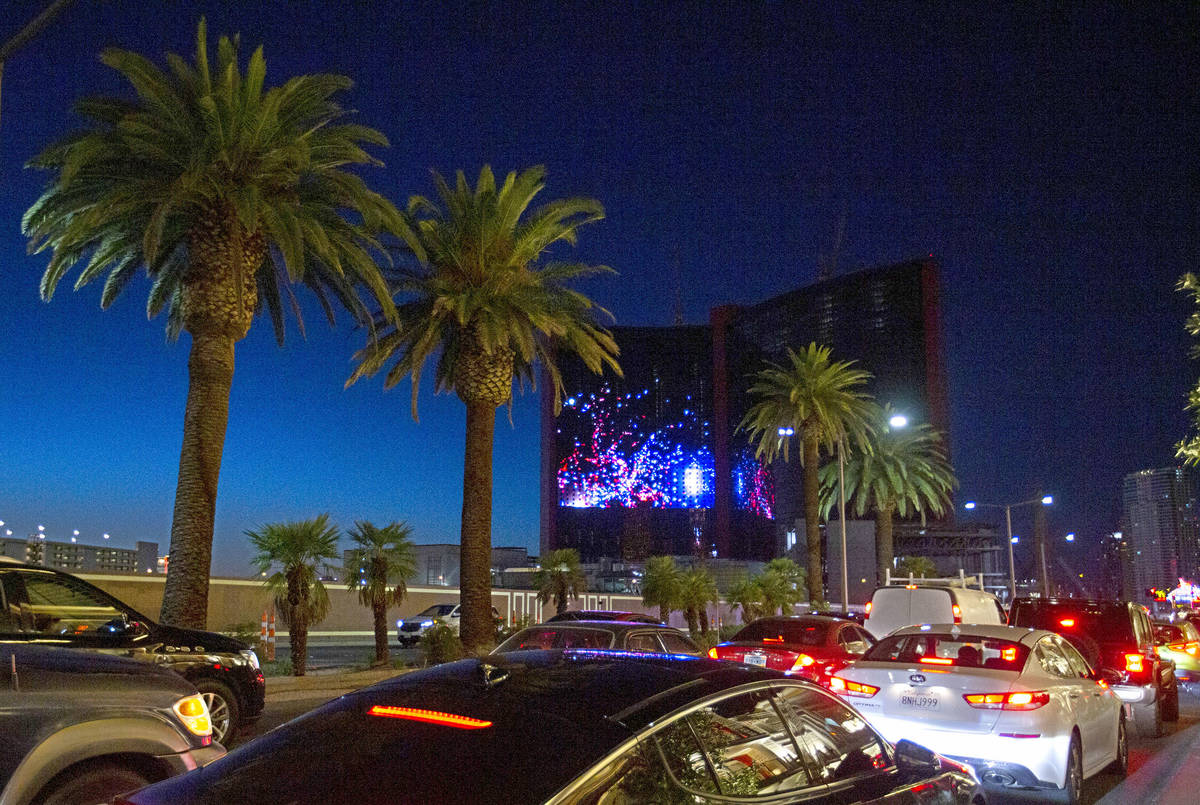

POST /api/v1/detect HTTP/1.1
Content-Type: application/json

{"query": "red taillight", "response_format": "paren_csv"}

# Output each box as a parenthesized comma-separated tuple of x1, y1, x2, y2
(1001, 647, 1018, 662)
(865, 601, 873, 615)
(367, 705, 492, 729)
(1059, 618, 1075, 628)
(1187, 642, 1199, 657)
(763, 636, 784, 643)
(919, 656, 954, 666)
(1167, 641, 1187, 653)
(1125, 653, 1145, 674)
(708, 647, 718, 659)
(829, 676, 879, 697)
(952, 604, 962, 623)
(964, 691, 1050, 711)
(791, 653, 815, 671)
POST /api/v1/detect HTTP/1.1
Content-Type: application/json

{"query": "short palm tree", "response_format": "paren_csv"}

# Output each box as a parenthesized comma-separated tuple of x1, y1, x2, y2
(819, 408, 957, 585)
(678, 566, 719, 635)
(343, 520, 417, 666)
(247, 514, 341, 677)
(896, 555, 938, 580)
(533, 549, 587, 616)
(348, 165, 620, 652)
(22, 19, 412, 629)
(762, 558, 807, 614)
(726, 577, 763, 624)
(641, 555, 682, 625)
(740, 343, 874, 605)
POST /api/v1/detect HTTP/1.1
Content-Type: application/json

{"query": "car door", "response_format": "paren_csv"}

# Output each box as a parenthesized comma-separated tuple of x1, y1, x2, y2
(1055, 634, 1114, 771)
(1033, 637, 1094, 750)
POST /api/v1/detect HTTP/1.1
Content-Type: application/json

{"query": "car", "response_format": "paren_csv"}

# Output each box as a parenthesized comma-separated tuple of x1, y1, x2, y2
(1153, 619, 1200, 691)
(1010, 596, 1179, 737)
(394, 602, 501, 647)
(0, 558, 264, 745)
(493, 620, 701, 655)
(545, 609, 662, 623)
(831, 623, 1126, 803)
(864, 576, 1006, 639)
(117, 650, 984, 804)
(0, 644, 224, 805)
(707, 614, 875, 687)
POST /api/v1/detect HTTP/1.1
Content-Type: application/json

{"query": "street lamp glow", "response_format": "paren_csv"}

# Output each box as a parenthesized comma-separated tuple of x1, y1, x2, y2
(73, 529, 80, 536)
(1041, 495, 1054, 505)
(888, 414, 909, 429)
(103, 533, 110, 540)
(1011, 536, 1020, 544)
(964, 501, 977, 510)
(1065, 533, 1075, 542)
(777, 426, 794, 436)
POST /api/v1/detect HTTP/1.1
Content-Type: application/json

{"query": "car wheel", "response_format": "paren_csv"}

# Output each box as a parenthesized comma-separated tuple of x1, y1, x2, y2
(1134, 695, 1164, 738)
(1163, 684, 1180, 722)
(1106, 714, 1129, 777)
(39, 760, 150, 805)
(195, 678, 240, 745)
(1053, 733, 1083, 805)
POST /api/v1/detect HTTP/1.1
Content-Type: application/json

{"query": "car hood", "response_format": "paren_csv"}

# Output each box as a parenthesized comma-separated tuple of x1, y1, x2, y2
(148, 623, 247, 654)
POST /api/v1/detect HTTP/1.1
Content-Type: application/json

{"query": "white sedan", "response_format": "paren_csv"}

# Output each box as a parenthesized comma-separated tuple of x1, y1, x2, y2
(830, 623, 1126, 803)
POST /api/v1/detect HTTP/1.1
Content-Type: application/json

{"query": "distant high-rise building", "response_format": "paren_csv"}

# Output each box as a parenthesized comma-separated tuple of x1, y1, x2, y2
(1121, 467, 1200, 599)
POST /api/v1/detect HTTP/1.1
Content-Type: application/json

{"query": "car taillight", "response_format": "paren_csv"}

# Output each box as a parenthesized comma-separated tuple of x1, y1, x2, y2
(1167, 641, 1188, 653)
(952, 604, 962, 623)
(829, 676, 879, 697)
(708, 647, 718, 659)
(1059, 618, 1075, 628)
(791, 653, 815, 671)
(1125, 653, 1145, 674)
(963, 690, 1050, 711)
(1187, 642, 1199, 656)
(864, 601, 873, 615)
(367, 705, 492, 729)
(919, 656, 954, 665)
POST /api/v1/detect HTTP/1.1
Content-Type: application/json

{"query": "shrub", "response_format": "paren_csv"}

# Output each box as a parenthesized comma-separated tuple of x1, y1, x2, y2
(496, 614, 536, 643)
(221, 621, 261, 646)
(420, 624, 463, 665)
(260, 658, 293, 677)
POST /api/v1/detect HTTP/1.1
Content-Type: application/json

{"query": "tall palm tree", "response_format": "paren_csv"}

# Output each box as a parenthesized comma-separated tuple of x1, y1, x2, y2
(678, 566, 719, 635)
(819, 408, 957, 585)
(740, 343, 874, 605)
(641, 555, 682, 625)
(533, 548, 587, 616)
(348, 165, 620, 652)
(343, 520, 417, 666)
(22, 19, 412, 629)
(247, 514, 341, 677)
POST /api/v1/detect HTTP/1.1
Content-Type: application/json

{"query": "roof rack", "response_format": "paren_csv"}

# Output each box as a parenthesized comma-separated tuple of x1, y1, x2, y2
(884, 569, 985, 590)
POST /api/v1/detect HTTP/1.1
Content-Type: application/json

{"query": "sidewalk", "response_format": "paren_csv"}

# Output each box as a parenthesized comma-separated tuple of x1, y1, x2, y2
(1096, 717, 1200, 805)
(265, 667, 410, 701)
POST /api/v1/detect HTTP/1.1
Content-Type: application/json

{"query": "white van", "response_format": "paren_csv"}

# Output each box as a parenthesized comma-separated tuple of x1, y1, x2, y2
(864, 573, 1007, 639)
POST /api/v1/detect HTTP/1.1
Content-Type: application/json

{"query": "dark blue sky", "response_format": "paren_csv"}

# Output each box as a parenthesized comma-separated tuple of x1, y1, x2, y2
(1, 2, 1196, 577)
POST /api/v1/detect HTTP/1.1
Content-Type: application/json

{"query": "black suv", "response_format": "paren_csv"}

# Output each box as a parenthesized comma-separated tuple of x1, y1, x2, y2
(1010, 597, 1179, 737)
(0, 558, 264, 744)
(1, 644, 224, 805)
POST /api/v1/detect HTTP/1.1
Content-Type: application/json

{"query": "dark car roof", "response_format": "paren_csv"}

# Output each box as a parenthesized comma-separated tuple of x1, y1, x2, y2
(130, 652, 790, 804)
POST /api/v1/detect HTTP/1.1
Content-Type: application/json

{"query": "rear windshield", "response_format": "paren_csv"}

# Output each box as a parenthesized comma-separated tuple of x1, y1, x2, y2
(864, 632, 1028, 670)
(732, 619, 831, 646)
(1009, 602, 1132, 644)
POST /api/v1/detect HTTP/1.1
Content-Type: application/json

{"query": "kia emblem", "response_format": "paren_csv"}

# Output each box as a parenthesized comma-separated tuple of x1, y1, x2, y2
(909, 673, 926, 684)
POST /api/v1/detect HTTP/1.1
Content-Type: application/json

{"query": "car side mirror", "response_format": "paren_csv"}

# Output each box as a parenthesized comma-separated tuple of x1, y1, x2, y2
(894, 739, 938, 776)
(1096, 668, 1122, 685)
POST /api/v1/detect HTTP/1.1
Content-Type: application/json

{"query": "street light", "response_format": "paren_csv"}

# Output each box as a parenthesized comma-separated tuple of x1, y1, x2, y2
(963, 495, 1054, 601)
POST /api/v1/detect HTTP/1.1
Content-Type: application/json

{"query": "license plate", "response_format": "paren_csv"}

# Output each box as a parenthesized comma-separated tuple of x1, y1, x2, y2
(744, 653, 767, 667)
(900, 694, 939, 709)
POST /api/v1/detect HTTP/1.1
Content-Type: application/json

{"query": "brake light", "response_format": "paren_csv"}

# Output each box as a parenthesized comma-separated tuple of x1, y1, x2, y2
(919, 656, 954, 665)
(829, 676, 879, 697)
(1188, 642, 1199, 657)
(963, 690, 1050, 710)
(791, 653, 815, 670)
(1125, 653, 1145, 674)
(763, 636, 784, 643)
(708, 647, 718, 659)
(1168, 642, 1187, 652)
(1059, 618, 1075, 628)
(367, 705, 492, 729)
(1001, 647, 1018, 662)
(952, 604, 962, 623)
(906, 584, 918, 590)
(865, 601, 872, 615)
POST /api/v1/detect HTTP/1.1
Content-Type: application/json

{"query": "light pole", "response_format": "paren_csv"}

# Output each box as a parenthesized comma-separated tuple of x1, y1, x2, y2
(837, 433, 848, 614)
(964, 495, 1053, 601)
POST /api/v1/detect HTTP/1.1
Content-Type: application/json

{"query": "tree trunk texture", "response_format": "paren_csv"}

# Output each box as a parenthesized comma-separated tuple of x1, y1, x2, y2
(802, 435, 824, 605)
(459, 400, 497, 653)
(875, 506, 895, 586)
(159, 331, 235, 628)
(372, 598, 389, 666)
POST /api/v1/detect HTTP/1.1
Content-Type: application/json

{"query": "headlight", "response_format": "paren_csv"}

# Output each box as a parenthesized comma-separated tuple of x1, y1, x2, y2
(420, 620, 434, 628)
(239, 648, 260, 670)
(397, 619, 405, 628)
(173, 694, 213, 738)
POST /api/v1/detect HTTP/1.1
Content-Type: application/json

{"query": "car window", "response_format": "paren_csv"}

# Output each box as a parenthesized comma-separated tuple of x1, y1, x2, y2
(17, 570, 124, 637)
(624, 632, 660, 652)
(658, 631, 700, 655)
(567, 740, 668, 805)
(1133, 609, 1153, 648)
(1035, 638, 1073, 678)
(1054, 636, 1093, 678)
(651, 689, 814, 798)
(732, 619, 831, 646)
(774, 685, 890, 784)
(865, 633, 1027, 670)
(837, 626, 870, 654)
(499, 627, 613, 651)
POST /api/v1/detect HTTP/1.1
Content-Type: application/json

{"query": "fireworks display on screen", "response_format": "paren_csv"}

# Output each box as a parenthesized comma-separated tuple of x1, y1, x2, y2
(557, 386, 714, 508)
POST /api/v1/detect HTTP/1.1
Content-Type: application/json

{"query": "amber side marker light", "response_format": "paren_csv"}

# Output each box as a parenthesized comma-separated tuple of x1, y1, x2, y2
(367, 705, 492, 729)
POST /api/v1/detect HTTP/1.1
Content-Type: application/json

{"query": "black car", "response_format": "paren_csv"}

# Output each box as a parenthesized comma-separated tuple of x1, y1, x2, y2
(0, 644, 224, 805)
(121, 651, 984, 804)
(1010, 596, 1180, 737)
(494, 620, 701, 655)
(545, 609, 663, 624)
(0, 558, 265, 744)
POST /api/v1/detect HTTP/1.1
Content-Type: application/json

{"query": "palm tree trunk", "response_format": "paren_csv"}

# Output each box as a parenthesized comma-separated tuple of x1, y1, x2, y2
(372, 598, 389, 666)
(699, 607, 710, 634)
(556, 588, 568, 615)
(160, 331, 236, 628)
(875, 506, 895, 586)
(291, 611, 308, 677)
(660, 605, 670, 624)
(802, 434, 823, 605)
(686, 607, 699, 636)
(459, 400, 496, 653)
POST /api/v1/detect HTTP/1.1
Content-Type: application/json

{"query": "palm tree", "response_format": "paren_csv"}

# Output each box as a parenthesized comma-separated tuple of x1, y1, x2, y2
(678, 566, 719, 635)
(343, 520, 417, 666)
(247, 514, 341, 677)
(896, 555, 938, 579)
(762, 558, 807, 614)
(348, 165, 620, 652)
(740, 343, 874, 605)
(641, 556, 682, 625)
(22, 20, 412, 629)
(534, 549, 587, 615)
(726, 576, 763, 624)
(819, 408, 957, 585)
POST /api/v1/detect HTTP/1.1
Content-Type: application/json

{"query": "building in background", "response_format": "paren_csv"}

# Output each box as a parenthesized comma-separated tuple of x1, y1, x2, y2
(541, 257, 949, 573)
(1122, 467, 1200, 600)
(343, 544, 533, 589)
(1, 533, 159, 574)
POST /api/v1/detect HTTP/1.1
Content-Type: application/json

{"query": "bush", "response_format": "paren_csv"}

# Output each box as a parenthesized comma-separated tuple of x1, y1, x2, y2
(221, 621, 261, 646)
(260, 658, 293, 677)
(496, 614, 536, 643)
(420, 624, 463, 666)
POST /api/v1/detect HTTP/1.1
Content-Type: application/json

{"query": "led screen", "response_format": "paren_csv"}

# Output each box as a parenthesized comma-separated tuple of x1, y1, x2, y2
(733, 448, 775, 519)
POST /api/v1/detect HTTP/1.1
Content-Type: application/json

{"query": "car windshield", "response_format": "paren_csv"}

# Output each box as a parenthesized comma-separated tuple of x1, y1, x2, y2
(864, 633, 1028, 670)
(418, 604, 456, 617)
(495, 627, 614, 652)
(1010, 602, 1133, 644)
(732, 619, 831, 646)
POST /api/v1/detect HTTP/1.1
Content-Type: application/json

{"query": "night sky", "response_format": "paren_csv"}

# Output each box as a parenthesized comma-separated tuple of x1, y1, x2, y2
(1, 2, 1196, 579)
